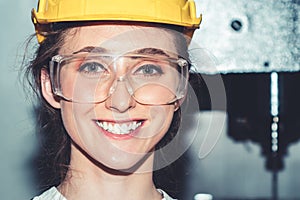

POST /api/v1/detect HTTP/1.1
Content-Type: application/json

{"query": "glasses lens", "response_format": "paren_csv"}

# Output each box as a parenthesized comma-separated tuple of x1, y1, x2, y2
(57, 55, 112, 103)
(54, 54, 188, 104)
(127, 57, 186, 105)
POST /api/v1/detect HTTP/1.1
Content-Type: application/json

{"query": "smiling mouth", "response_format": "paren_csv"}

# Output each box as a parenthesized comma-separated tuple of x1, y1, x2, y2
(95, 120, 143, 135)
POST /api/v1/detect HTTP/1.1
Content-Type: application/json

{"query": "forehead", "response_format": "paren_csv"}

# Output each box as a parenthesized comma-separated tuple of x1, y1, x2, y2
(60, 24, 182, 56)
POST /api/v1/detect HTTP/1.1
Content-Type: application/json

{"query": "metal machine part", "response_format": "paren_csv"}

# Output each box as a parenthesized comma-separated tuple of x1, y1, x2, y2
(191, 0, 299, 74)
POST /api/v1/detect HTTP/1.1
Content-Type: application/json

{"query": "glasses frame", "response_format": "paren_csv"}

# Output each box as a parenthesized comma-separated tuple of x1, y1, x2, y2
(49, 53, 190, 105)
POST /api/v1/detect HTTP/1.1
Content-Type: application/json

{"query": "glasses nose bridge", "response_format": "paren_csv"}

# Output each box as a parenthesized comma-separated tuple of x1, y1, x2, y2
(108, 73, 134, 98)
(102, 56, 134, 102)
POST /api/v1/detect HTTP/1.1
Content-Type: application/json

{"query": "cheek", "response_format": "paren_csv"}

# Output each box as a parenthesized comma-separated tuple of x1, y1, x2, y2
(60, 103, 80, 145)
(140, 106, 175, 142)
(150, 106, 174, 126)
(59, 102, 94, 147)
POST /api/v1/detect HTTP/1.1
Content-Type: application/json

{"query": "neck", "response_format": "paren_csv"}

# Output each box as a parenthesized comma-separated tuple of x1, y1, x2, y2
(59, 143, 162, 200)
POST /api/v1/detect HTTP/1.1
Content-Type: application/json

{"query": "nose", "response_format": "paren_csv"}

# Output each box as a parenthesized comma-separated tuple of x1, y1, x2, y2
(105, 78, 135, 113)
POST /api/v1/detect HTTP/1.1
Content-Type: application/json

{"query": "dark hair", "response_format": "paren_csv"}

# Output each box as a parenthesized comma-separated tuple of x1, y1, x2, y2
(25, 25, 71, 190)
(25, 21, 188, 191)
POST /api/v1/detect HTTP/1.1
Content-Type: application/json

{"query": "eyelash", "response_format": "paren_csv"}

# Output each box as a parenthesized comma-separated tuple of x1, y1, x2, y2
(78, 62, 108, 76)
(72, 56, 169, 78)
(133, 64, 164, 77)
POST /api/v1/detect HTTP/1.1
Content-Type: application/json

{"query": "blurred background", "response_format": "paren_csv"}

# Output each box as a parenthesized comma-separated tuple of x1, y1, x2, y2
(0, 0, 299, 199)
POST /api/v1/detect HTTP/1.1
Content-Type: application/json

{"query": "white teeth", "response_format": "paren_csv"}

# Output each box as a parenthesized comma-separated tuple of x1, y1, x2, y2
(96, 121, 142, 135)
(108, 123, 113, 130)
(103, 122, 108, 129)
(120, 124, 128, 133)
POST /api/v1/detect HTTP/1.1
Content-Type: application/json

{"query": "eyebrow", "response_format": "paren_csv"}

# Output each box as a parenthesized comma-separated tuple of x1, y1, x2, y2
(73, 46, 108, 54)
(132, 48, 171, 57)
(72, 46, 171, 57)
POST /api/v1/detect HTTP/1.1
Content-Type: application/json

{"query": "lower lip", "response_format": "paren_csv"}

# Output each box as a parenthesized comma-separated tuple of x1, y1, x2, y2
(95, 122, 144, 140)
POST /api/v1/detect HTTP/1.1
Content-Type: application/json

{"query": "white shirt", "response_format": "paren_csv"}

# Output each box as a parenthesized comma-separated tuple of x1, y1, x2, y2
(33, 187, 176, 200)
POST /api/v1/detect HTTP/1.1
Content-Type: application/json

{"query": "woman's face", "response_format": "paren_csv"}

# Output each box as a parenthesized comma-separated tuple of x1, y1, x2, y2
(43, 24, 185, 172)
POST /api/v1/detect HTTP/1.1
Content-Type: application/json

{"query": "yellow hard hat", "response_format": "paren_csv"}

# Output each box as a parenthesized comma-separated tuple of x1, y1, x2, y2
(32, 0, 202, 43)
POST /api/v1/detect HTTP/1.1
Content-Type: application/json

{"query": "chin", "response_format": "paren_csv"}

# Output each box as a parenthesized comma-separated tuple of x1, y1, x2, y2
(91, 150, 154, 174)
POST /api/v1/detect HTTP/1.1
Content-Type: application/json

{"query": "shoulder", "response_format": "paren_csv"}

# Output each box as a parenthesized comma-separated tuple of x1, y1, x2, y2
(33, 187, 175, 200)
(157, 189, 177, 200)
(32, 187, 67, 200)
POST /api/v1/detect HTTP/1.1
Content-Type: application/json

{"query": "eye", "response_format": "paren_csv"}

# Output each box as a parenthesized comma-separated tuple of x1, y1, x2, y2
(134, 64, 163, 76)
(78, 62, 107, 76)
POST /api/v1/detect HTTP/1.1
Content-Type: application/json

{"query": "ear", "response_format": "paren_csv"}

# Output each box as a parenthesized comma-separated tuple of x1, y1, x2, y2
(41, 69, 61, 109)
(174, 98, 184, 112)
(174, 88, 191, 112)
